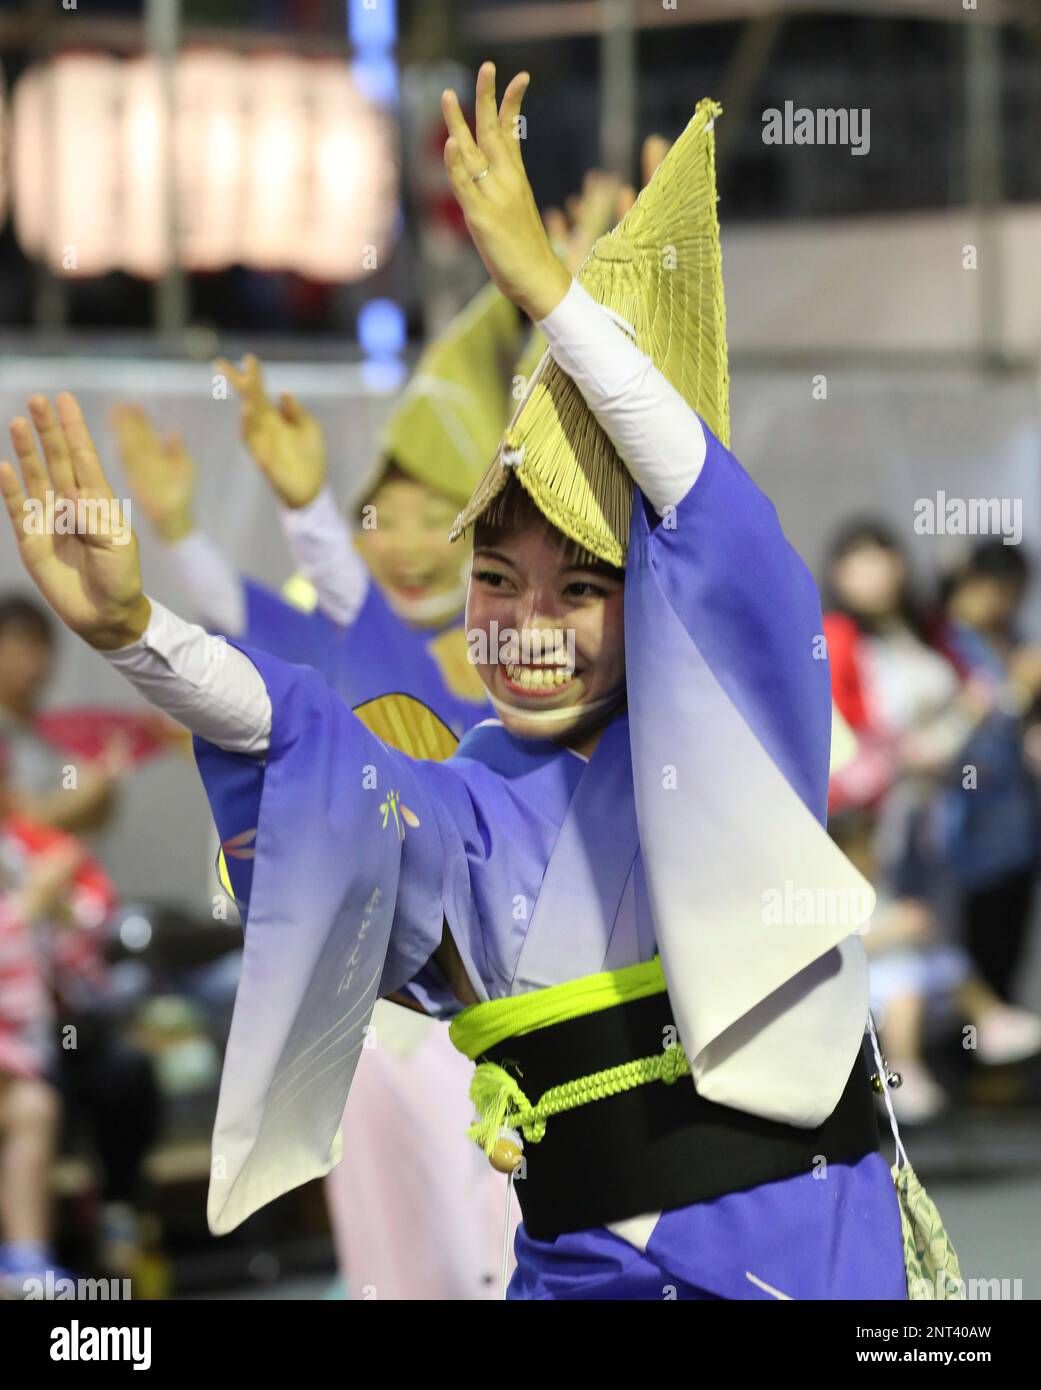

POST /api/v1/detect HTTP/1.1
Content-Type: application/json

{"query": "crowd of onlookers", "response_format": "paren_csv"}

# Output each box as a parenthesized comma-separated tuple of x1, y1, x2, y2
(0, 519, 1039, 1296)
(824, 526, 1041, 1122)
(0, 596, 166, 1296)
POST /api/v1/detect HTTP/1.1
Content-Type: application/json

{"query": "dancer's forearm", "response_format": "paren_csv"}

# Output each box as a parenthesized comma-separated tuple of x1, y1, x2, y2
(536, 279, 707, 515)
(278, 487, 370, 627)
(101, 599, 271, 756)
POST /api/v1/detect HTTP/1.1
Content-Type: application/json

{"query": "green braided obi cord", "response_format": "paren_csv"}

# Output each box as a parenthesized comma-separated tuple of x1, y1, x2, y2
(448, 956, 689, 1157)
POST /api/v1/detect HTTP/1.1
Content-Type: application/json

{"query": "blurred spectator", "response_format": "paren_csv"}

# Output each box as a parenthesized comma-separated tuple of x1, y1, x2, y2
(824, 521, 1041, 1122)
(0, 596, 123, 835)
(53, 1019, 163, 1281)
(836, 808, 1041, 1123)
(938, 542, 1041, 1002)
(0, 746, 101, 1293)
(823, 518, 986, 876)
(0, 742, 162, 1291)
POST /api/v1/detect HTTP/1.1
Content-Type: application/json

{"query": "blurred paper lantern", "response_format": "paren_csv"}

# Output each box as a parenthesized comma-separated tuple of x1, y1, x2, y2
(10, 51, 398, 281)
(10, 63, 43, 260)
(240, 54, 310, 270)
(53, 55, 122, 277)
(299, 59, 399, 280)
(14, 54, 123, 277)
(175, 49, 246, 272)
(121, 56, 166, 278)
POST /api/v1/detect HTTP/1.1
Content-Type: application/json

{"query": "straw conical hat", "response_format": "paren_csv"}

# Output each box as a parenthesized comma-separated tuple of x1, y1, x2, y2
(379, 281, 524, 506)
(451, 99, 729, 568)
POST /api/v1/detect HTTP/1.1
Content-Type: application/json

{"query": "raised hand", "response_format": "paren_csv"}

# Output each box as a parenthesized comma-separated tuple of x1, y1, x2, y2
(0, 394, 149, 650)
(546, 170, 631, 276)
(1009, 645, 1041, 700)
(20, 840, 87, 924)
(109, 403, 196, 544)
(214, 353, 326, 510)
(614, 134, 672, 218)
(441, 62, 571, 323)
(641, 134, 671, 187)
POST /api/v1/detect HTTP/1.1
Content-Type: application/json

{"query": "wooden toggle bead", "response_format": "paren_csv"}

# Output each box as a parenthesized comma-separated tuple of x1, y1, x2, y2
(489, 1127, 524, 1173)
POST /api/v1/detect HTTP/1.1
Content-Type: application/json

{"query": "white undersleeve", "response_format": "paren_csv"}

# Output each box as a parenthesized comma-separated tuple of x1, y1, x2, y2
(278, 487, 370, 627)
(101, 599, 272, 756)
(536, 280, 708, 515)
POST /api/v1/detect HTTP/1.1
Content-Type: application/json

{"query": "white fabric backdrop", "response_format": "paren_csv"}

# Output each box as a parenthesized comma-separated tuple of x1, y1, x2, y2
(722, 204, 1041, 358)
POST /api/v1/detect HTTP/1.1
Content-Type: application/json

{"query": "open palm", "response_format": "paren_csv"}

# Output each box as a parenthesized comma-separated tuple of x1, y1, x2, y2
(110, 403, 196, 541)
(441, 63, 571, 324)
(215, 353, 326, 509)
(0, 394, 148, 649)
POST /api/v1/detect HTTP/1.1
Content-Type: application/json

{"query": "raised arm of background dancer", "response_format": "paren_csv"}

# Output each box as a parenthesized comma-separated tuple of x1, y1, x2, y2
(216, 354, 370, 627)
(3, 394, 271, 757)
(544, 169, 633, 274)
(215, 355, 326, 509)
(110, 403, 247, 635)
(165, 529, 247, 635)
(278, 486, 370, 627)
(547, 138, 670, 272)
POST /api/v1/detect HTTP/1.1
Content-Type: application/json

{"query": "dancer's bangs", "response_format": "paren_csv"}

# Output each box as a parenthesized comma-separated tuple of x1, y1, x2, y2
(473, 473, 625, 579)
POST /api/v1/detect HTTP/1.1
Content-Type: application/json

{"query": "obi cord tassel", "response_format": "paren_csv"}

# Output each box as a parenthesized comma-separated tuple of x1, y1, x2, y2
(466, 1046, 691, 1160)
(452, 956, 691, 1168)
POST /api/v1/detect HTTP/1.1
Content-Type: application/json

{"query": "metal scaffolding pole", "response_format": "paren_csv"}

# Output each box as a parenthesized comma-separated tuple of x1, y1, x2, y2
(965, 17, 1004, 364)
(599, 0, 636, 178)
(146, 0, 188, 338)
(715, 13, 787, 174)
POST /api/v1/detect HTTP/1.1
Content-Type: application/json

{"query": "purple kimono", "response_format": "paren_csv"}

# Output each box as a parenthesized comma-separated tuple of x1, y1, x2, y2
(195, 424, 907, 1299)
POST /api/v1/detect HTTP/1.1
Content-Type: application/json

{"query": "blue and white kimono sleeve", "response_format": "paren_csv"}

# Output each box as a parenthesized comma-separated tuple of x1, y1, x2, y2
(239, 579, 341, 677)
(241, 577, 488, 739)
(194, 646, 486, 1235)
(625, 422, 875, 1129)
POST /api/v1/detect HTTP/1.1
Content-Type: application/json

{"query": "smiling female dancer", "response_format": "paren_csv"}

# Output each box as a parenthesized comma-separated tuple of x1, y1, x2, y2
(106, 180, 627, 1301)
(0, 65, 960, 1299)
(109, 283, 530, 1299)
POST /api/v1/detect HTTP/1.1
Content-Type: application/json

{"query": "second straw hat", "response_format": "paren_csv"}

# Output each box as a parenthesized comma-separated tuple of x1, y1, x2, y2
(379, 280, 525, 507)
